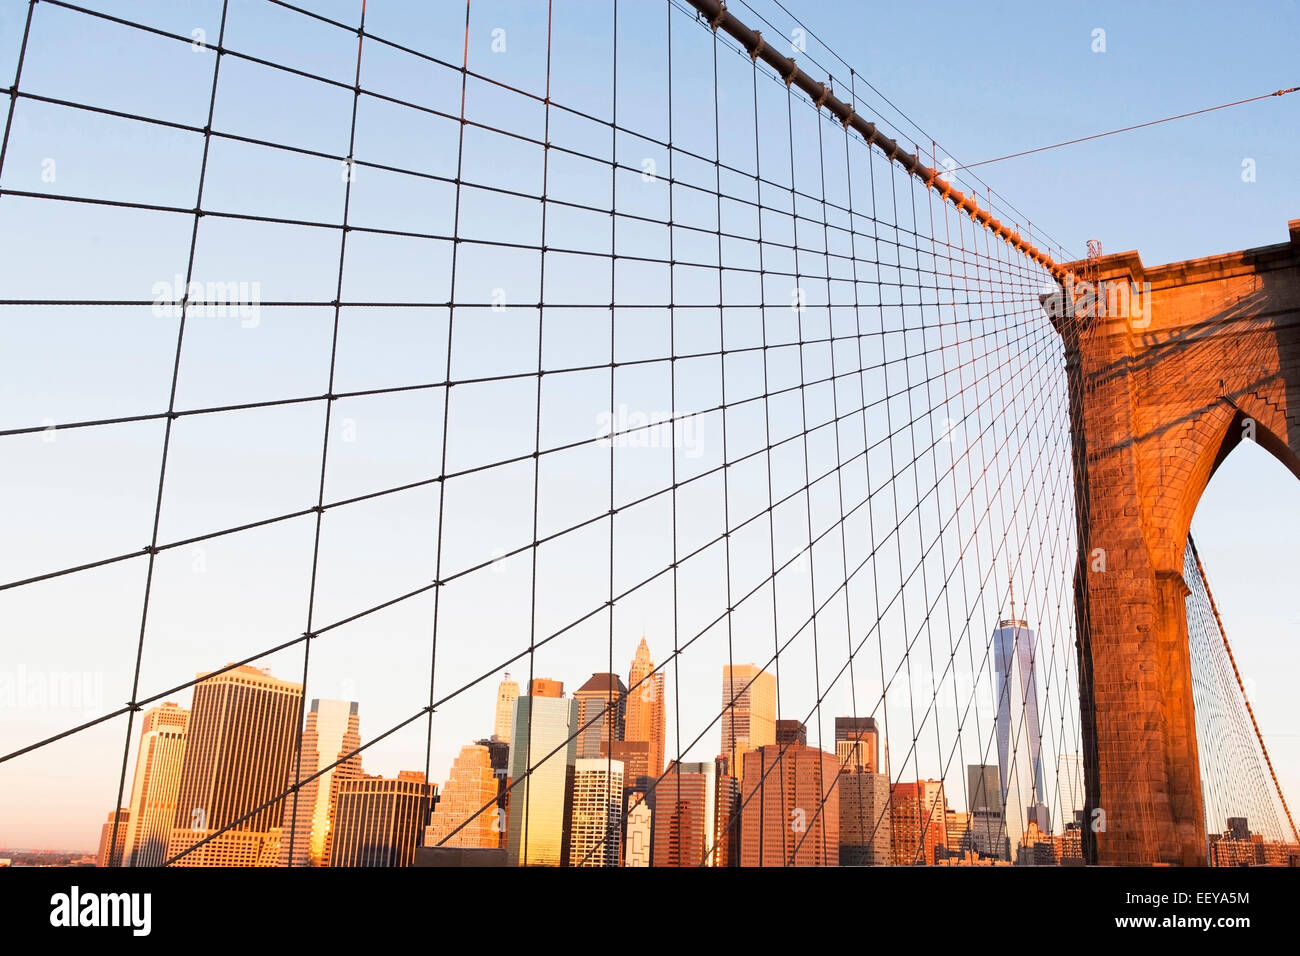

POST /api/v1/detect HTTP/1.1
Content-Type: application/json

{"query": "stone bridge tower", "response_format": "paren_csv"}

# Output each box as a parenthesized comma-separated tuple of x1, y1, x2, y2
(1054, 218, 1300, 865)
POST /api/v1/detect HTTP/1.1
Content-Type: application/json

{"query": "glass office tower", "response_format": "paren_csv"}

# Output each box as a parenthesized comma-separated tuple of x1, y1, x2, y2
(506, 685, 578, 866)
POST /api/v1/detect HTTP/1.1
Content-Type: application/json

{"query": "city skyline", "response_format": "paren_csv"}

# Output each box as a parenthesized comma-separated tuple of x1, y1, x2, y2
(11, 631, 1297, 868)
(65, 634, 1068, 867)
(19, 592, 1294, 866)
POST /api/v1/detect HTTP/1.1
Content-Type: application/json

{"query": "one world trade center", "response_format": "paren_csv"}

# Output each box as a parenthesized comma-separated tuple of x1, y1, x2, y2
(993, 615, 1047, 850)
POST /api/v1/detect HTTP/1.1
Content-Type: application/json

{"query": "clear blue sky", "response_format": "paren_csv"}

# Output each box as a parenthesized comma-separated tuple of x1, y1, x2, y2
(0, 0, 1295, 852)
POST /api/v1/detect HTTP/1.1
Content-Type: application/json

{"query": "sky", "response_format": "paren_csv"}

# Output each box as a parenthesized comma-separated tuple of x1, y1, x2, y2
(0, 0, 1295, 853)
(764, 0, 1300, 835)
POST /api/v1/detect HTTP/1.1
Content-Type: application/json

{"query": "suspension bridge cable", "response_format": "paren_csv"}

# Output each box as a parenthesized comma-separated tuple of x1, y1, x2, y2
(1189, 534, 1299, 844)
(0, 0, 1102, 871)
(754, 0, 1078, 264)
(952, 86, 1300, 172)
(108, 0, 233, 868)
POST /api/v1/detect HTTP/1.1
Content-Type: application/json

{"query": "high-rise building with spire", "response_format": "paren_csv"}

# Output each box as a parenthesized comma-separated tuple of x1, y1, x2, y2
(624, 637, 666, 779)
(122, 702, 190, 867)
(166, 665, 302, 867)
(278, 698, 362, 867)
(993, 614, 1045, 853)
(493, 673, 520, 743)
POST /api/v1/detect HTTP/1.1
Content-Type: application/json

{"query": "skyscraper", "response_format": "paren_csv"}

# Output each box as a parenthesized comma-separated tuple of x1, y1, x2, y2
(720, 664, 776, 781)
(493, 673, 520, 743)
(96, 809, 129, 868)
(834, 716, 880, 772)
(329, 771, 433, 867)
(167, 665, 302, 867)
(890, 779, 948, 865)
(476, 735, 510, 841)
(715, 770, 741, 867)
(968, 812, 1011, 860)
(426, 742, 504, 849)
(625, 793, 652, 867)
(946, 810, 971, 856)
(279, 698, 362, 867)
(601, 739, 650, 785)
(838, 767, 891, 866)
(506, 684, 578, 867)
(652, 759, 734, 868)
(739, 743, 839, 867)
(775, 719, 807, 748)
(122, 702, 189, 867)
(968, 763, 1003, 814)
(624, 637, 666, 779)
(993, 616, 1045, 851)
(568, 758, 624, 867)
(573, 673, 627, 759)
(529, 677, 564, 699)
(966, 763, 1011, 860)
